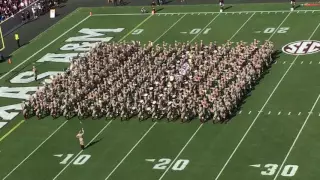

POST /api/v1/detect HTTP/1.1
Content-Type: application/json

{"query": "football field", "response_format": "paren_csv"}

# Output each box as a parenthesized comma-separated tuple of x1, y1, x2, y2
(1, 3, 320, 180)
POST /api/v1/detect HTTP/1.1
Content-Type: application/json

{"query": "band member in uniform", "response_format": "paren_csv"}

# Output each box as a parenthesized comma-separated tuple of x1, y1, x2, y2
(291, 0, 296, 9)
(76, 128, 85, 150)
(32, 66, 38, 81)
(219, 0, 224, 11)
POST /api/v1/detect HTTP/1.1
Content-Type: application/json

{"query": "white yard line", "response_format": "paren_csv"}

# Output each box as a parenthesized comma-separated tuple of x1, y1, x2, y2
(268, 12, 291, 40)
(273, 23, 320, 180)
(2, 121, 68, 180)
(104, 122, 157, 180)
(273, 95, 320, 180)
(50, 15, 154, 180)
(92, 10, 319, 16)
(157, 13, 255, 180)
(214, 13, 320, 180)
(0, 15, 91, 81)
(228, 12, 255, 40)
(153, 14, 186, 43)
(52, 120, 113, 180)
(190, 13, 221, 42)
(103, 15, 187, 179)
(158, 124, 203, 180)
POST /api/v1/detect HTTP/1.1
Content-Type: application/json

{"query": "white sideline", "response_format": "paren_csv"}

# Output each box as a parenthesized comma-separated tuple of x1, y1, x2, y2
(158, 13, 256, 180)
(214, 12, 298, 180)
(0, 15, 91, 81)
(104, 122, 157, 180)
(2, 121, 68, 180)
(52, 120, 113, 180)
(273, 22, 320, 180)
(91, 10, 320, 16)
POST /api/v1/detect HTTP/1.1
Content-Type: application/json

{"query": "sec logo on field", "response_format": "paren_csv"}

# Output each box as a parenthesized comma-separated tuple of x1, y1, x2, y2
(282, 40, 320, 55)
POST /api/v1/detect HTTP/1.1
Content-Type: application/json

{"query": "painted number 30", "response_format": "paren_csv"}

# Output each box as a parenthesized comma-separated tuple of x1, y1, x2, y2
(264, 27, 290, 34)
(261, 164, 298, 177)
(153, 158, 189, 171)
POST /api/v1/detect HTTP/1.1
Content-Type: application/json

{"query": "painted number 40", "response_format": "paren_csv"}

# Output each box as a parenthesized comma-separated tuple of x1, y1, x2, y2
(153, 158, 190, 171)
(261, 164, 298, 177)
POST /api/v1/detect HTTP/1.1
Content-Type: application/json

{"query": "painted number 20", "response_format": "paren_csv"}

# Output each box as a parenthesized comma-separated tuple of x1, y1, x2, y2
(264, 27, 290, 34)
(190, 28, 211, 34)
(261, 164, 298, 177)
(153, 158, 189, 171)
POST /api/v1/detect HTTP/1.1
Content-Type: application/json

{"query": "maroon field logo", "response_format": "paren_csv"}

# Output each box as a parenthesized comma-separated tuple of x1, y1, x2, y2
(282, 40, 320, 55)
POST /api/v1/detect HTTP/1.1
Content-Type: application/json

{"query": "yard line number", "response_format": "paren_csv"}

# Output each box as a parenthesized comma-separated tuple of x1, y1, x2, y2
(59, 154, 91, 165)
(261, 164, 298, 177)
(132, 29, 144, 35)
(263, 27, 290, 34)
(153, 158, 190, 171)
(190, 28, 211, 35)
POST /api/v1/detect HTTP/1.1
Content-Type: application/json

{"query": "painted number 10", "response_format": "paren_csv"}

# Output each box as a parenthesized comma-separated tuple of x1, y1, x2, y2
(60, 154, 91, 165)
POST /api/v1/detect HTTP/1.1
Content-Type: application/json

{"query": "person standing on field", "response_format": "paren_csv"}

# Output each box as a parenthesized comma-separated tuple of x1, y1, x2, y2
(15, 33, 20, 47)
(76, 128, 85, 150)
(33, 66, 38, 81)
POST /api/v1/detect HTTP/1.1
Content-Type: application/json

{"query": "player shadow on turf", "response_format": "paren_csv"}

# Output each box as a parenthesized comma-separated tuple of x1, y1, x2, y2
(294, 4, 302, 9)
(223, 5, 232, 11)
(156, 8, 164, 12)
(85, 137, 103, 149)
(224, 50, 282, 124)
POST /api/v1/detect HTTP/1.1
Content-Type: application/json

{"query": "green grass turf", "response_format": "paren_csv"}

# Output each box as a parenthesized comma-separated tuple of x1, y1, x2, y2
(1, 3, 320, 180)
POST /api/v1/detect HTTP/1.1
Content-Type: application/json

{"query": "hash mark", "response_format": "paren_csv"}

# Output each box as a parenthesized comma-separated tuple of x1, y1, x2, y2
(305, 11, 307, 13)
(191, 13, 194, 15)
(283, 61, 286, 64)
(268, 12, 270, 14)
(205, 13, 207, 15)
(313, 11, 315, 13)
(248, 111, 251, 114)
(318, 113, 320, 116)
(246, 12, 248, 14)
(268, 111, 271, 115)
(310, 61, 312, 64)
(301, 61, 304, 64)
(288, 112, 291, 115)
(275, 61, 277, 64)
(278, 111, 281, 115)
(239, 110, 242, 114)
(298, 112, 301, 116)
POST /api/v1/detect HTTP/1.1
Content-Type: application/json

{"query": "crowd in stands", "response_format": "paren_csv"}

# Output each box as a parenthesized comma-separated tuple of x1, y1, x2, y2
(0, 0, 61, 22)
(0, 0, 35, 21)
(22, 39, 274, 123)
